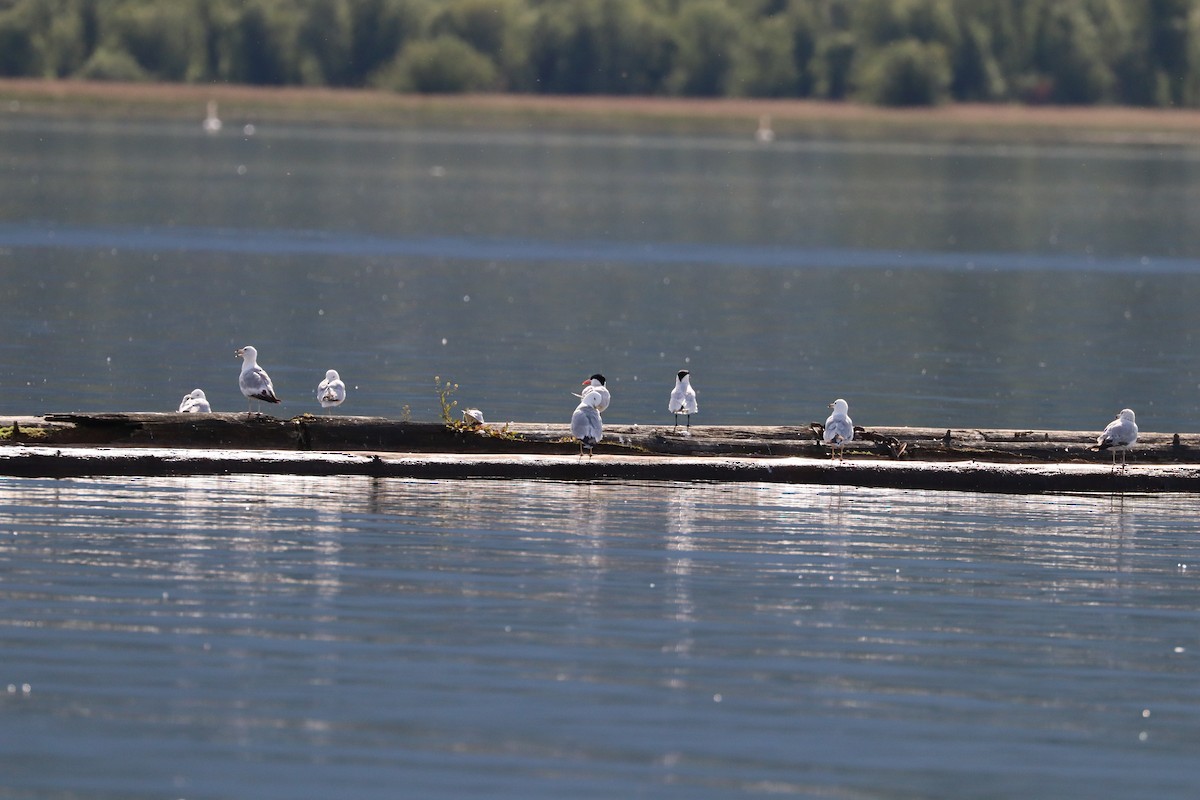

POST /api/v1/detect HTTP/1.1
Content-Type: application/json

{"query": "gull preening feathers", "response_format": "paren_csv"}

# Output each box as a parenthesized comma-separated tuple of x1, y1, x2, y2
(236, 345, 280, 414)
(571, 390, 604, 457)
(462, 408, 485, 428)
(1094, 408, 1138, 469)
(317, 369, 346, 413)
(178, 388, 211, 413)
(669, 369, 698, 431)
(579, 374, 610, 415)
(823, 398, 854, 460)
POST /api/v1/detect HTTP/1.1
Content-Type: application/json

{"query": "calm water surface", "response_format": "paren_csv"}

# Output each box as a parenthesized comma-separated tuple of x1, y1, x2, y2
(4, 113, 1200, 798)
(2, 115, 1200, 429)
(2, 475, 1199, 799)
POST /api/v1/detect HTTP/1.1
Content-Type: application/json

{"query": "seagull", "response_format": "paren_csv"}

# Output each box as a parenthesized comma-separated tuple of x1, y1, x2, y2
(755, 114, 775, 143)
(462, 408, 485, 427)
(571, 391, 604, 457)
(317, 369, 346, 413)
(578, 374, 610, 415)
(1094, 408, 1138, 470)
(178, 389, 211, 413)
(669, 369, 698, 431)
(823, 398, 854, 460)
(235, 345, 280, 415)
(203, 100, 222, 134)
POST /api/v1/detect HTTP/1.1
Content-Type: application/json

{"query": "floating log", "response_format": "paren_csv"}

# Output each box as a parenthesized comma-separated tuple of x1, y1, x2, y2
(2, 412, 1197, 493)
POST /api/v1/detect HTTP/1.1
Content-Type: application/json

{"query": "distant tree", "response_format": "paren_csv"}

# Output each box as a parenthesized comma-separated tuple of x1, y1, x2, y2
(529, 0, 675, 95)
(297, 0, 351, 85)
(429, 0, 533, 90)
(669, 0, 743, 96)
(105, 3, 198, 81)
(784, 0, 825, 97)
(730, 13, 799, 96)
(221, 1, 298, 85)
(951, 19, 1006, 100)
(76, 46, 148, 82)
(814, 31, 856, 99)
(347, 0, 428, 86)
(854, 37, 952, 105)
(1030, 0, 1115, 103)
(374, 34, 498, 92)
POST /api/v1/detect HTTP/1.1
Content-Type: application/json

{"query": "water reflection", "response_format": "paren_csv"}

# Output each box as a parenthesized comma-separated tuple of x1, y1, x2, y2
(3, 476, 1200, 797)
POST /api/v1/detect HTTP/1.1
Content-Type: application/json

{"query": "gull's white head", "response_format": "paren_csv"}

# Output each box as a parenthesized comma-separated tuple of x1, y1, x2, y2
(325, 369, 340, 381)
(236, 345, 257, 361)
(189, 389, 206, 400)
(830, 398, 849, 414)
(1117, 408, 1136, 422)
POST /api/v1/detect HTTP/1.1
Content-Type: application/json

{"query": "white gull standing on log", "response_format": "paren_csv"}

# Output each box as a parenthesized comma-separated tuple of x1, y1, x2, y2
(178, 389, 211, 413)
(317, 369, 346, 413)
(668, 369, 698, 431)
(823, 398, 854, 460)
(236, 345, 280, 415)
(1093, 408, 1137, 469)
(571, 390, 604, 457)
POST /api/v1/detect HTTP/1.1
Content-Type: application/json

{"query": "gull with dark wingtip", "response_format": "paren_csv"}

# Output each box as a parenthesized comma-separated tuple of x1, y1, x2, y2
(1093, 408, 1137, 470)
(236, 345, 280, 415)
(823, 398, 854, 461)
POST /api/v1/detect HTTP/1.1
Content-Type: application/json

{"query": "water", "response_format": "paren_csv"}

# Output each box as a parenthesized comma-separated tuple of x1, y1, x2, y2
(2, 475, 1199, 799)
(4, 112, 1200, 797)
(2, 115, 1200, 429)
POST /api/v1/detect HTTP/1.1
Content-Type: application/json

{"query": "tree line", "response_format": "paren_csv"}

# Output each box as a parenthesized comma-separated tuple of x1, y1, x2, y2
(1, 0, 1197, 107)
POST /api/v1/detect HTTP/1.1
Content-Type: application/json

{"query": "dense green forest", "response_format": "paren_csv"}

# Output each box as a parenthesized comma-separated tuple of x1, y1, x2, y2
(1, 0, 1198, 107)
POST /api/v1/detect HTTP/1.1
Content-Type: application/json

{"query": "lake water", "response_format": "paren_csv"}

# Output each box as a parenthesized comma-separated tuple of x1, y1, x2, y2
(3, 110, 1200, 798)
(2, 475, 1199, 799)
(3, 114, 1200, 429)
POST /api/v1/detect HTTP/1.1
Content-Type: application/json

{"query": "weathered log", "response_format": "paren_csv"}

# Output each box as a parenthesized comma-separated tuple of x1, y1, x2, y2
(3, 413, 1197, 464)
(2, 413, 1198, 492)
(1, 445, 1198, 494)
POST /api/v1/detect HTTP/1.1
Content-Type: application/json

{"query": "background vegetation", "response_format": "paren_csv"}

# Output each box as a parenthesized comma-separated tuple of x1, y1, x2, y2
(1, 0, 1198, 107)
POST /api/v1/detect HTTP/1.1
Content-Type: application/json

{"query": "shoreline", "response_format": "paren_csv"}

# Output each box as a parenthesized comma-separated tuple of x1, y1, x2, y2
(4, 78, 1200, 144)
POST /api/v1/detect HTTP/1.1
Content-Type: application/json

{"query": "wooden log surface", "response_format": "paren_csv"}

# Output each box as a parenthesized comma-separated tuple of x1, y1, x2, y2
(1, 412, 1198, 492)
(2, 412, 1195, 464)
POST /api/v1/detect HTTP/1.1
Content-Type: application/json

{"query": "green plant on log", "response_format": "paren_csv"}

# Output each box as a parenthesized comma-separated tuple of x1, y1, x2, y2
(0, 423, 47, 440)
(435, 375, 460, 427)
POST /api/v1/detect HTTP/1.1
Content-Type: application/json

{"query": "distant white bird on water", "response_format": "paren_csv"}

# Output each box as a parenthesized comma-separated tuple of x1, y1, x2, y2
(571, 390, 604, 457)
(178, 388, 211, 413)
(669, 369, 698, 431)
(317, 369, 346, 413)
(236, 345, 280, 415)
(1093, 408, 1138, 469)
(462, 408, 485, 427)
(203, 100, 222, 134)
(823, 398, 854, 460)
(578, 374, 610, 415)
(755, 114, 775, 143)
